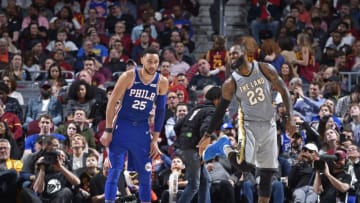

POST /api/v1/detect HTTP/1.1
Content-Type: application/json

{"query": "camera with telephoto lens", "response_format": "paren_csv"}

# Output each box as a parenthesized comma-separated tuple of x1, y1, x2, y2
(313, 154, 340, 172)
(38, 150, 60, 166)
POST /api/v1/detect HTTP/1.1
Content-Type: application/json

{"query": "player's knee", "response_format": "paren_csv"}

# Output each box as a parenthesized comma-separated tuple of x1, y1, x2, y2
(257, 168, 276, 198)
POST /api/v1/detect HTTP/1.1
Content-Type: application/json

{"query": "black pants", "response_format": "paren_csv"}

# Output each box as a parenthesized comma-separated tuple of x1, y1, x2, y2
(0, 169, 18, 202)
(41, 187, 73, 203)
(210, 180, 235, 203)
(209, 0, 229, 34)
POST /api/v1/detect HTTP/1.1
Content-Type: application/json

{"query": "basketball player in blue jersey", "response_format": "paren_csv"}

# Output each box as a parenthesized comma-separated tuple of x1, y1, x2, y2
(201, 43, 296, 203)
(100, 47, 169, 203)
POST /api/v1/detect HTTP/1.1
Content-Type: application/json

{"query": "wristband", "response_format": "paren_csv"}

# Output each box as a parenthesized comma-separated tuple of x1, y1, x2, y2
(104, 128, 113, 133)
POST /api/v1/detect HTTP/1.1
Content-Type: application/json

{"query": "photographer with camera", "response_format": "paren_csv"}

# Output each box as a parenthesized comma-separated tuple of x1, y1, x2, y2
(288, 143, 319, 203)
(313, 149, 351, 203)
(32, 148, 80, 203)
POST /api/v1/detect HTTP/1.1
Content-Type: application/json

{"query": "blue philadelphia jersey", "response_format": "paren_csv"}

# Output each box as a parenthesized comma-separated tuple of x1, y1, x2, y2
(116, 68, 160, 122)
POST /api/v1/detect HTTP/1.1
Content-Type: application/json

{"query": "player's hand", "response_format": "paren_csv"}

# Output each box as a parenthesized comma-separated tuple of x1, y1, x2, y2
(103, 157, 112, 176)
(197, 135, 212, 156)
(100, 131, 113, 147)
(150, 139, 162, 159)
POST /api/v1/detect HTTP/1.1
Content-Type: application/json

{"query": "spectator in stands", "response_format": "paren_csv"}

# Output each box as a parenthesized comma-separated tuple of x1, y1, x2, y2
(175, 41, 195, 66)
(0, 9, 20, 45)
(283, 16, 302, 41)
(0, 100, 23, 146)
(247, 0, 281, 44)
(308, 16, 327, 49)
(159, 155, 188, 203)
(113, 21, 132, 54)
(319, 128, 341, 155)
(131, 31, 151, 64)
(172, 4, 193, 38)
(130, 11, 157, 43)
(206, 35, 228, 82)
(25, 80, 63, 128)
(313, 148, 351, 202)
(31, 148, 80, 202)
(189, 58, 221, 91)
(69, 108, 96, 149)
(0, 81, 22, 121)
(81, 8, 106, 37)
(54, 0, 81, 15)
(69, 133, 89, 171)
(103, 47, 127, 75)
(7, 53, 31, 81)
(105, 3, 124, 35)
(76, 69, 107, 103)
(0, 34, 19, 57)
(159, 91, 179, 148)
(49, 6, 81, 39)
(175, 73, 197, 107)
(288, 3, 306, 30)
(170, 85, 189, 105)
(157, 13, 177, 48)
(64, 80, 96, 120)
(347, 39, 360, 71)
(0, 38, 12, 67)
(161, 46, 190, 77)
(75, 38, 108, 72)
(83, 0, 111, 19)
(116, 37, 131, 59)
(0, 121, 21, 159)
(321, 45, 337, 66)
(47, 63, 67, 88)
(164, 103, 188, 147)
(323, 30, 346, 53)
(311, 103, 342, 132)
(20, 23, 48, 51)
(279, 62, 297, 88)
(53, 47, 75, 72)
(23, 114, 66, 156)
(259, 36, 285, 72)
(335, 84, 360, 120)
(46, 28, 78, 53)
(108, 37, 130, 60)
(288, 143, 319, 203)
(293, 81, 325, 123)
(206, 155, 236, 203)
(348, 103, 360, 146)
(168, 30, 182, 49)
(294, 32, 318, 84)
(60, 121, 80, 150)
(159, 60, 172, 84)
(32, 38, 47, 67)
(74, 153, 100, 203)
(21, 4, 49, 31)
(1, 74, 24, 105)
(0, 138, 23, 202)
(83, 57, 110, 88)
(36, 57, 57, 82)
(23, 51, 41, 81)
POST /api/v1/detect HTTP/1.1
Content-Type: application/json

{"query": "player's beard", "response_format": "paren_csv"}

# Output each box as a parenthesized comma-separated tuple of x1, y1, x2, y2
(144, 67, 156, 75)
(231, 55, 245, 70)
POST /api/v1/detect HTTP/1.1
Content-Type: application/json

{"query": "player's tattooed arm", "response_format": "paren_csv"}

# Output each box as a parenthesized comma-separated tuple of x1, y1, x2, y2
(260, 63, 296, 134)
(222, 77, 236, 101)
